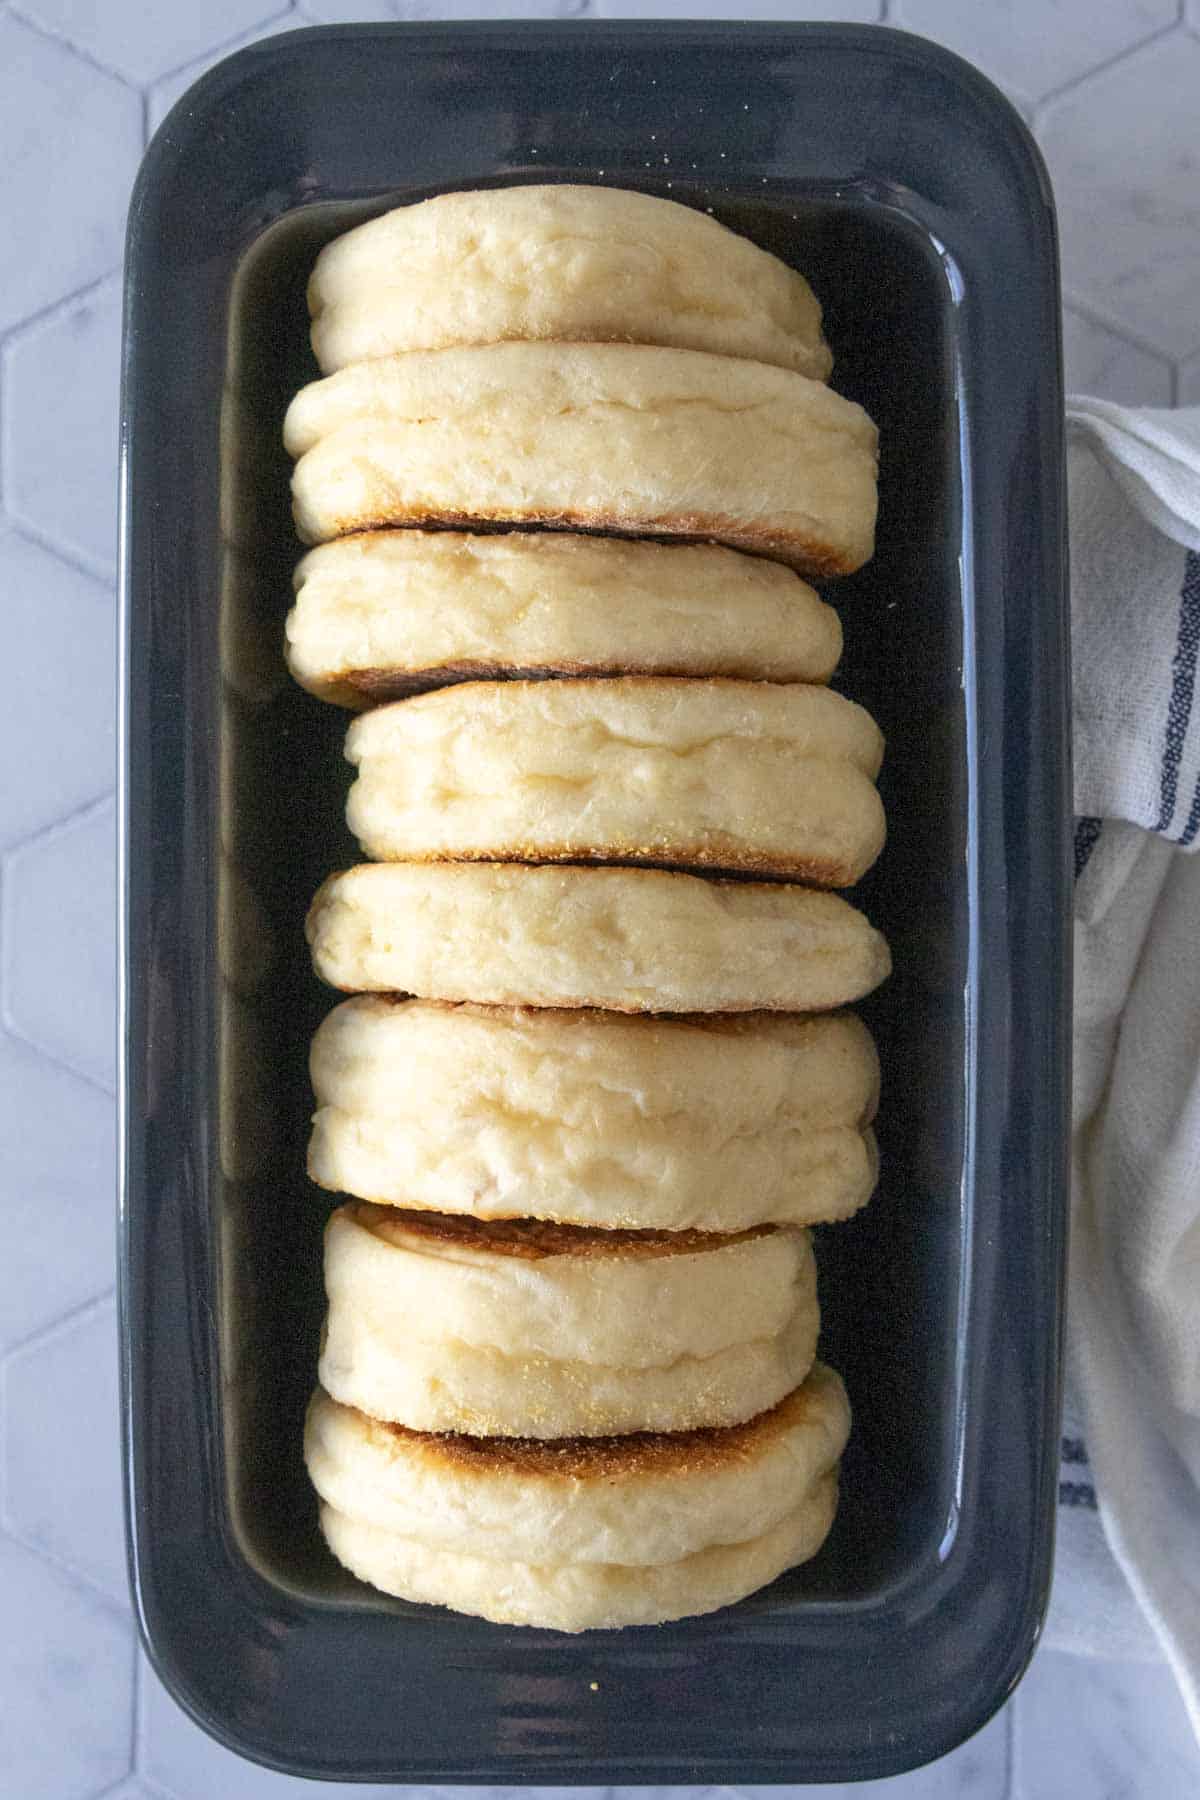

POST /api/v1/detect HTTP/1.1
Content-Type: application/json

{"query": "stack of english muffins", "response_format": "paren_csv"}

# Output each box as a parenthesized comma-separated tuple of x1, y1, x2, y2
(284, 185, 887, 1632)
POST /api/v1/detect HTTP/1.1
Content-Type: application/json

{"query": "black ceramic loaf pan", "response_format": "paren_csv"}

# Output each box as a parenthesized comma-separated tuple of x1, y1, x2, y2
(119, 21, 1070, 1784)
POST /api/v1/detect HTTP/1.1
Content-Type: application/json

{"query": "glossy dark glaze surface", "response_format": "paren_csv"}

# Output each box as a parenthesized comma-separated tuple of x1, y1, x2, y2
(119, 21, 1069, 1782)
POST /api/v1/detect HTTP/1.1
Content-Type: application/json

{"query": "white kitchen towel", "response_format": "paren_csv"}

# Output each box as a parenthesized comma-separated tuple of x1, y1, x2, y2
(1046, 398, 1200, 1741)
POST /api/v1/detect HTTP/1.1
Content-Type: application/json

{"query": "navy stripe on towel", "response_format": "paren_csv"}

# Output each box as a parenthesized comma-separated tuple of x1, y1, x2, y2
(1157, 550, 1200, 838)
(1183, 783, 1200, 848)
(1059, 1481, 1099, 1511)
(1180, 781, 1200, 849)
(1075, 816, 1103, 879)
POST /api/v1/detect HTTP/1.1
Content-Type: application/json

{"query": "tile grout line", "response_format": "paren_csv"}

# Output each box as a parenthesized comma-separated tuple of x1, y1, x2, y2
(0, 788, 117, 1068)
(4, 516, 117, 589)
(0, 1342, 131, 1626)
(1061, 288, 1190, 374)
(1, 786, 116, 862)
(147, 1, 304, 127)
(1032, 15, 1190, 122)
(137, 1768, 179, 1800)
(6, 1, 141, 92)
(0, 265, 124, 349)
(0, 788, 116, 1065)
(88, 1777, 124, 1800)
(92, 1767, 137, 1800)
(0, 784, 117, 1062)
(1, 1513, 133, 1621)
(1, 1283, 117, 1362)
(0, 1005, 118, 1100)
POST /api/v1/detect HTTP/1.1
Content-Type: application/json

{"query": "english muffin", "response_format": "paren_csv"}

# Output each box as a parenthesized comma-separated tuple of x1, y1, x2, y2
(285, 530, 843, 706)
(344, 676, 885, 886)
(284, 342, 878, 576)
(306, 862, 892, 1013)
(307, 184, 833, 380)
(306, 1363, 850, 1630)
(309, 1000, 879, 1229)
(319, 1487, 839, 1631)
(318, 1203, 818, 1437)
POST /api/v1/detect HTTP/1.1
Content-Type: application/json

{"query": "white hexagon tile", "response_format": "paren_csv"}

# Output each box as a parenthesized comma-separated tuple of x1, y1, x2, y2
(18, 0, 287, 85)
(3, 797, 116, 1093)
(0, 1536, 132, 1800)
(1038, 29, 1200, 366)
(1, 4, 1199, 1799)
(0, 12, 140, 337)
(1061, 304, 1173, 406)
(0, 1030, 115, 1354)
(3, 1297, 126, 1607)
(1012, 1653, 1200, 1799)
(4, 275, 123, 579)
(894, 0, 1177, 106)
(0, 534, 114, 850)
